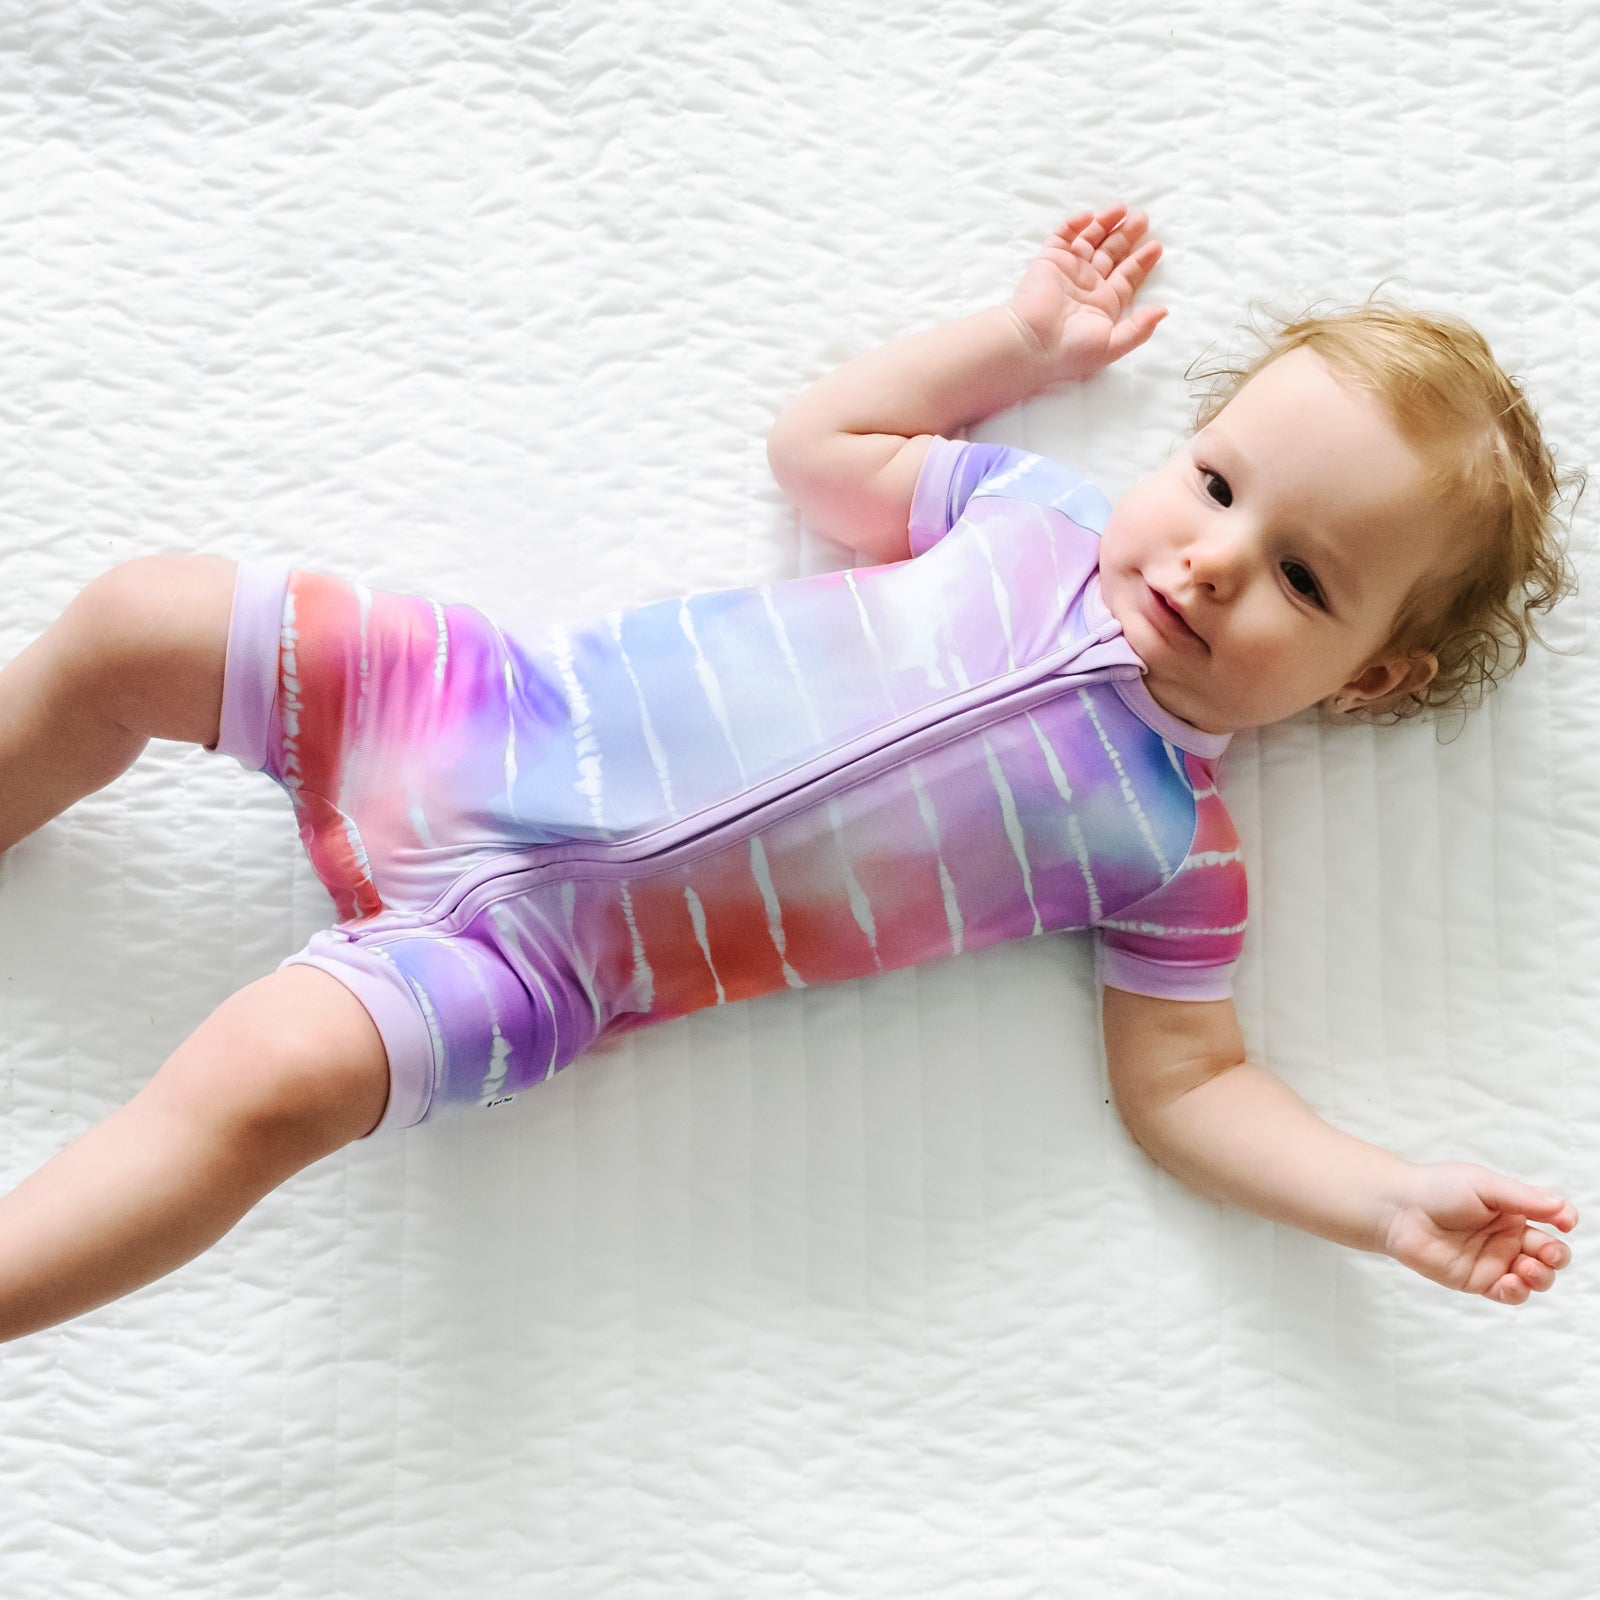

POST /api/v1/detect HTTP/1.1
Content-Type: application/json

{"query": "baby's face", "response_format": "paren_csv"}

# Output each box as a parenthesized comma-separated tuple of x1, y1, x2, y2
(1096, 347, 1454, 734)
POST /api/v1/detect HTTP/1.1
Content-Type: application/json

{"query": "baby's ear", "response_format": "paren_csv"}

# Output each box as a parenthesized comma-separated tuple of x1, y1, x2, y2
(1331, 651, 1438, 717)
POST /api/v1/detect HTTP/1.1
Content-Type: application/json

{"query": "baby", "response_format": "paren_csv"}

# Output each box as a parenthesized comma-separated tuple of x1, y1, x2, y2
(0, 202, 1579, 1342)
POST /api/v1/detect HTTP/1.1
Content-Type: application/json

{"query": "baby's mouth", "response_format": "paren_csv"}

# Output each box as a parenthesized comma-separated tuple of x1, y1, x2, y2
(1147, 582, 1205, 647)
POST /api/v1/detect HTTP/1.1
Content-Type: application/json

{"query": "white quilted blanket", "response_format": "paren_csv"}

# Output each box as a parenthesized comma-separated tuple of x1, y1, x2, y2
(1, 3, 1596, 1595)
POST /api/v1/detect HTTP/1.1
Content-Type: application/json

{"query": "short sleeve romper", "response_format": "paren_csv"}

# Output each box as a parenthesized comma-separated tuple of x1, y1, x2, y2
(208, 438, 1248, 1134)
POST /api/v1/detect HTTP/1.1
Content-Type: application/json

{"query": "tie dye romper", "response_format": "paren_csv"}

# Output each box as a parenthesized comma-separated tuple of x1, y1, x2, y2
(208, 438, 1248, 1135)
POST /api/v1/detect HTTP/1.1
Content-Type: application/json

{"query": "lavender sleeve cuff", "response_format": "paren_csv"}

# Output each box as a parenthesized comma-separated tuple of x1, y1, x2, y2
(1097, 942, 1237, 1002)
(907, 435, 970, 556)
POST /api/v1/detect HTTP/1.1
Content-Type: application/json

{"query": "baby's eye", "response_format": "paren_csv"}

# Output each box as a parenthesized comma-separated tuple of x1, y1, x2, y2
(1282, 560, 1326, 608)
(1201, 468, 1232, 507)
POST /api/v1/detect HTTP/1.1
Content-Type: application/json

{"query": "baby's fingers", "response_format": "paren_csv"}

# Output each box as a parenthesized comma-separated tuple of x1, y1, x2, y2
(1104, 303, 1168, 363)
(1488, 1271, 1533, 1307)
(1486, 1234, 1571, 1305)
(1081, 209, 1150, 281)
(1514, 1251, 1559, 1292)
(1061, 202, 1130, 265)
(1048, 208, 1097, 248)
(1491, 1255, 1554, 1303)
(1473, 1171, 1578, 1233)
(1111, 238, 1163, 302)
(1102, 210, 1152, 266)
(1523, 1224, 1572, 1273)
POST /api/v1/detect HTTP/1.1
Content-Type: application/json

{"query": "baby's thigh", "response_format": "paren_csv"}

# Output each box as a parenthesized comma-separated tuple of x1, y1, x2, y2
(144, 964, 391, 1156)
(60, 554, 236, 747)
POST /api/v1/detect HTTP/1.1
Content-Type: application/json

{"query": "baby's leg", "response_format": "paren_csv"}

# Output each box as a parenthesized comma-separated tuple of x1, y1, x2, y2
(0, 556, 392, 1339)
(0, 963, 389, 1342)
(0, 553, 234, 853)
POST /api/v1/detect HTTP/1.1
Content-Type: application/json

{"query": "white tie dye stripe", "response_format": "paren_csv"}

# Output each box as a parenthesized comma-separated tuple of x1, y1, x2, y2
(549, 625, 607, 830)
(759, 586, 827, 744)
(981, 735, 1041, 935)
(619, 881, 655, 1010)
(678, 599, 748, 785)
(611, 612, 678, 818)
(826, 797, 883, 967)
(683, 884, 727, 1003)
(482, 615, 522, 821)
(748, 836, 806, 989)
(1023, 709, 1102, 918)
(973, 526, 1018, 672)
(908, 764, 964, 956)
(842, 571, 896, 710)
(1079, 688, 1170, 877)
(429, 599, 449, 682)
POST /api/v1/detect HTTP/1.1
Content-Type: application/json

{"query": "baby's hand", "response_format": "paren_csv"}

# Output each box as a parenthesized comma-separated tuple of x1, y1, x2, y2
(1006, 202, 1167, 384)
(1380, 1162, 1578, 1305)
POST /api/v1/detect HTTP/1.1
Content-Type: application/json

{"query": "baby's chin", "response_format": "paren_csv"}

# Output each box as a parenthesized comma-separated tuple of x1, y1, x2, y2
(1148, 680, 1338, 736)
(1140, 676, 1235, 737)
(1138, 663, 1316, 736)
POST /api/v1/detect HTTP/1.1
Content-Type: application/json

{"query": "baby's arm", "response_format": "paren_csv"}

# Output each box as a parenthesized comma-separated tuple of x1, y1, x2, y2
(767, 202, 1165, 562)
(1102, 986, 1577, 1304)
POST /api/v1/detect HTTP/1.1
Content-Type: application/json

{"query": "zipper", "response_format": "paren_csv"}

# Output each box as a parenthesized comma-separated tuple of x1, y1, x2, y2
(343, 622, 1137, 945)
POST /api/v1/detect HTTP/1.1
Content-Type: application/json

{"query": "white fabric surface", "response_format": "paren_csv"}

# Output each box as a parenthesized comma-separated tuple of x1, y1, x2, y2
(1, 2, 1597, 1594)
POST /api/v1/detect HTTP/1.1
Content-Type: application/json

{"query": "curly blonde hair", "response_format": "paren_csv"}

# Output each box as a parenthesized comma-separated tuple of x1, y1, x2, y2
(1188, 301, 1582, 719)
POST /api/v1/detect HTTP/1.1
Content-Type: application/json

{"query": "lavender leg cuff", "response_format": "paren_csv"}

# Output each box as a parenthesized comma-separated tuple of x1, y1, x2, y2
(278, 931, 439, 1135)
(207, 558, 292, 771)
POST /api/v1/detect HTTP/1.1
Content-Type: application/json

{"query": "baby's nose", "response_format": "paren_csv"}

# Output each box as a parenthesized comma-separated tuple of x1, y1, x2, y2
(1187, 539, 1245, 590)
